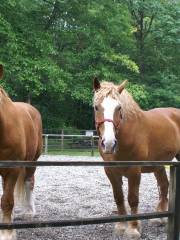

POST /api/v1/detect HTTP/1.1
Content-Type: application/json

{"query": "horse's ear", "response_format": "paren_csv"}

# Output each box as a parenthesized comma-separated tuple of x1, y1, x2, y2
(118, 80, 128, 93)
(93, 77, 100, 91)
(0, 64, 3, 80)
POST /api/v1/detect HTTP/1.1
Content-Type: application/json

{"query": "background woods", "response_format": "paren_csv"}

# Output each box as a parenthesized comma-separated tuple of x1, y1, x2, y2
(0, 0, 179, 130)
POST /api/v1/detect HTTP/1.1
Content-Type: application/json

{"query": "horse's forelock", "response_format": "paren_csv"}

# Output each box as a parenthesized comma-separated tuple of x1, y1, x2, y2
(93, 81, 141, 119)
(94, 82, 119, 105)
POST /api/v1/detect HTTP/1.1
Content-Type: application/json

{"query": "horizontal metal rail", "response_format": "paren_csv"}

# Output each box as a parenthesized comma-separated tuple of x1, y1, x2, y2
(42, 134, 99, 138)
(0, 160, 178, 168)
(0, 211, 172, 230)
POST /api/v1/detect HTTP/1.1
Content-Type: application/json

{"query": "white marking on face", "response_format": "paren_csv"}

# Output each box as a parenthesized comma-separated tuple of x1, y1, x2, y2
(101, 96, 119, 153)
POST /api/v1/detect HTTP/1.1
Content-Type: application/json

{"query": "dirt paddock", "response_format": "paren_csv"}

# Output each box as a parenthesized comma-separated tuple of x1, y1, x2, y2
(1, 155, 167, 240)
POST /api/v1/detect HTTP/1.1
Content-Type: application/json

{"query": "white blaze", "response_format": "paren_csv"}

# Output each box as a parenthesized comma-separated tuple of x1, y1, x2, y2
(101, 96, 118, 152)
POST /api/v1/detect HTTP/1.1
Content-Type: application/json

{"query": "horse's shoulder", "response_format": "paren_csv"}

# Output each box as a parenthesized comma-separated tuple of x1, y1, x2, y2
(11, 103, 41, 130)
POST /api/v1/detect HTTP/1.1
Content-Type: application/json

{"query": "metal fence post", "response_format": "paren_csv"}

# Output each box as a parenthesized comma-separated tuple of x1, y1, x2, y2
(167, 165, 180, 240)
(45, 134, 48, 155)
(91, 136, 94, 157)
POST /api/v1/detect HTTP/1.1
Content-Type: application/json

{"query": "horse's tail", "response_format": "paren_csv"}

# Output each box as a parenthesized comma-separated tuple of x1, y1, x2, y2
(14, 168, 26, 204)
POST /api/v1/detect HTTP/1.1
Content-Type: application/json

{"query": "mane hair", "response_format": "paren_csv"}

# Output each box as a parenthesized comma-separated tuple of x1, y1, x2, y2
(0, 87, 11, 103)
(93, 81, 142, 120)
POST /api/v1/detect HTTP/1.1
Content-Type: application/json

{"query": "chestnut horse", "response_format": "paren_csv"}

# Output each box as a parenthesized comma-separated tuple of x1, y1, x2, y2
(93, 78, 180, 239)
(0, 65, 42, 240)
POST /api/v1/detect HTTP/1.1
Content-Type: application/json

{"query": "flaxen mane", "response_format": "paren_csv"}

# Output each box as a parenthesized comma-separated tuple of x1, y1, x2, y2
(93, 81, 142, 120)
(0, 88, 11, 103)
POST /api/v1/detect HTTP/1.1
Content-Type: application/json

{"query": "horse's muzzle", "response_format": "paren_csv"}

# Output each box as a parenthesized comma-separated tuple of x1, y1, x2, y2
(101, 138, 117, 154)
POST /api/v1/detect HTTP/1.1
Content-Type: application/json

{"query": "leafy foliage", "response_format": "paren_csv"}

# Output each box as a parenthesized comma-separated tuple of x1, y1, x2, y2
(0, 0, 179, 130)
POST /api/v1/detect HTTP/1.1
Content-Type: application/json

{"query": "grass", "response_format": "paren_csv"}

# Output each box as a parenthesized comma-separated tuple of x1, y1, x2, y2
(43, 149, 100, 157)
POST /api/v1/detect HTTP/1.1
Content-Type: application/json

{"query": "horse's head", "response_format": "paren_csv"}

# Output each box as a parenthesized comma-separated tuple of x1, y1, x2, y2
(93, 78, 127, 154)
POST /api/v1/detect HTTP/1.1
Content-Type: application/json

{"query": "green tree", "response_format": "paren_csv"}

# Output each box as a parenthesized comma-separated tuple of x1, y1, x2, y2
(0, 0, 179, 130)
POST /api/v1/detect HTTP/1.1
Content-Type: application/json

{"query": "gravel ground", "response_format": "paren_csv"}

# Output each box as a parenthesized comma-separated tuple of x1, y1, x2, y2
(1, 155, 168, 240)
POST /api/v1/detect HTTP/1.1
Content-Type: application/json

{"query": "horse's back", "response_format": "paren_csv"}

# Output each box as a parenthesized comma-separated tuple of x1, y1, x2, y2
(148, 107, 180, 117)
(147, 107, 180, 133)
(145, 107, 180, 160)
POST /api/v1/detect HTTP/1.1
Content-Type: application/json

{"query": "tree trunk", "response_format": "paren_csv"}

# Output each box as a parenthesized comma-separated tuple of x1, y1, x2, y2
(27, 93, 31, 104)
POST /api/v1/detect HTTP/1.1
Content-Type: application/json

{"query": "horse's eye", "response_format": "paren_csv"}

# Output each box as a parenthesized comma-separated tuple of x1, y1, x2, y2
(95, 106, 98, 111)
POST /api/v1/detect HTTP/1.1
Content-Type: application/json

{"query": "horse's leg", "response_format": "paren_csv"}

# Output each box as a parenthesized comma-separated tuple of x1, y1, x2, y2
(0, 170, 19, 240)
(22, 167, 36, 218)
(104, 168, 127, 236)
(151, 167, 169, 225)
(22, 141, 41, 218)
(125, 171, 141, 240)
(1, 178, 15, 219)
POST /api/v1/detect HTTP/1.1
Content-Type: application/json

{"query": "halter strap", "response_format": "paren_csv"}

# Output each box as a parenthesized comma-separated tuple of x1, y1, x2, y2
(95, 116, 122, 138)
(95, 109, 123, 137)
(96, 119, 119, 130)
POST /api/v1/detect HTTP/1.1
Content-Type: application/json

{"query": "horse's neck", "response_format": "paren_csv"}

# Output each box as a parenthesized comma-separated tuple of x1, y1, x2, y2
(118, 110, 146, 145)
(114, 112, 147, 161)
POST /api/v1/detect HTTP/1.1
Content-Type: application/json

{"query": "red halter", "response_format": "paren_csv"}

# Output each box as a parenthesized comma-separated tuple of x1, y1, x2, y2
(95, 119, 120, 130)
(95, 113, 122, 137)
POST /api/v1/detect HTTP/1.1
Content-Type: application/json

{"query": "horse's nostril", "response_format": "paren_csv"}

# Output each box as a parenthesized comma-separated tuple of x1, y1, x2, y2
(113, 140, 117, 151)
(101, 139, 105, 148)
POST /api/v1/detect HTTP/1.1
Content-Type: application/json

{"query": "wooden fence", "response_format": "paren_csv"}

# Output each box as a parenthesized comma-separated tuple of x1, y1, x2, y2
(42, 134, 99, 156)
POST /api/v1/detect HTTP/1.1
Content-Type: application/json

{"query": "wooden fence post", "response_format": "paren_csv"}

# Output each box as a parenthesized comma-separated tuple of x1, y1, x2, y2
(61, 129, 64, 151)
(167, 165, 180, 240)
(91, 136, 94, 157)
(45, 134, 48, 154)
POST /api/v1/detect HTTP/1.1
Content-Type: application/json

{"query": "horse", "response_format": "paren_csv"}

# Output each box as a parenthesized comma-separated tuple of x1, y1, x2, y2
(93, 78, 180, 239)
(0, 64, 42, 240)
